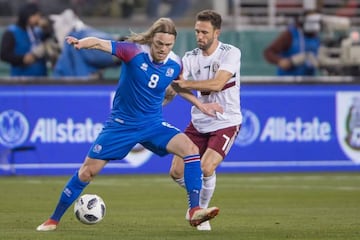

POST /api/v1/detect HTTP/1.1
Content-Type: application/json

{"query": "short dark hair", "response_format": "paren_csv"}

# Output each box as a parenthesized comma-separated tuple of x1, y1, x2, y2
(17, 2, 41, 27)
(196, 10, 222, 30)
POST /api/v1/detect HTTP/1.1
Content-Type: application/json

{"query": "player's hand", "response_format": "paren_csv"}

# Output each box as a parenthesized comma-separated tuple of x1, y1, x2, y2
(198, 102, 224, 117)
(173, 79, 189, 89)
(66, 36, 81, 49)
(163, 85, 177, 106)
(23, 53, 36, 65)
(278, 58, 292, 70)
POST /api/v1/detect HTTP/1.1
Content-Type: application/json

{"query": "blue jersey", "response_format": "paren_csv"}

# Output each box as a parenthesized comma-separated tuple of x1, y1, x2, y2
(110, 41, 182, 126)
(87, 41, 182, 160)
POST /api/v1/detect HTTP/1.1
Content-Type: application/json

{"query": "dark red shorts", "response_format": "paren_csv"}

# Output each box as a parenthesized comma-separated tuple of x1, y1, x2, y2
(184, 122, 241, 158)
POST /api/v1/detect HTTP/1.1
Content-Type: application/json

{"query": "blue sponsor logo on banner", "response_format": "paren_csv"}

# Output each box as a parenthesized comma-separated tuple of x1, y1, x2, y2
(235, 109, 260, 146)
(0, 110, 30, 148)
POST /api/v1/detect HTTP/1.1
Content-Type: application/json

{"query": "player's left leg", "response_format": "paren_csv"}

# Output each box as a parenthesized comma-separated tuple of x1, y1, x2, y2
(166, 133, 202, 209)
(165, 133, 219, 226)
(170, 149, 221, 208)
(143, 122, 219, 226)
(169, 121, 207, 191)
(170, 124, 240, 230)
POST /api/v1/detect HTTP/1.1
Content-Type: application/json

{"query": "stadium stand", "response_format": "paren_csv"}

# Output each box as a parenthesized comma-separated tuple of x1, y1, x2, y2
(1, 0, 360, 77)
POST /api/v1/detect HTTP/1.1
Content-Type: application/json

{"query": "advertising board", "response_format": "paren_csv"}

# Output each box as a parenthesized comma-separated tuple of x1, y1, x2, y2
(0, 83, 359, 175)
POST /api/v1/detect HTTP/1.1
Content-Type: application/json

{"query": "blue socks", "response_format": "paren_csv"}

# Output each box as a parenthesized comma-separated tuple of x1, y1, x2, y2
(50, 171, 89, 221)
(49, 155, 202, 222)
(183, 154, 202, 209)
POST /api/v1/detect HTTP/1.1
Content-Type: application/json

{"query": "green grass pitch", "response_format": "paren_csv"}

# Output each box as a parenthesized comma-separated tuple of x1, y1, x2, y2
(0, 173, 359, 240)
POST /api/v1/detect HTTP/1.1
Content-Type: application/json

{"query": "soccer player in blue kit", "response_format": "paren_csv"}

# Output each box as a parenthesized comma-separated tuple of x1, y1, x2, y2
(36, 17, 219, 231)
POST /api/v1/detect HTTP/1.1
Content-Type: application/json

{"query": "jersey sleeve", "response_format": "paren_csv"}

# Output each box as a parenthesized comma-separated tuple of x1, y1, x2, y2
(219, 46, 241, 75)
(111, 41, 141, 63)
(181, 54, 192, 80)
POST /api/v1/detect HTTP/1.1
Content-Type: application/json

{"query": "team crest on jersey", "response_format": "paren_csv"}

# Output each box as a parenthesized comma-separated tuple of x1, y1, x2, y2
(166, 68, 174, 77)
(212, 62, 220, 73)
(195, 68, 201, 77)
(336, 92, 360, 163)
(140, 63, 148, 71)
(92, 144, 102, 153)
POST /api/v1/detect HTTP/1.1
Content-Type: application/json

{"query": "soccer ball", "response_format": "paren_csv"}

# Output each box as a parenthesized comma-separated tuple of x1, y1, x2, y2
(74, 194, 106, 225)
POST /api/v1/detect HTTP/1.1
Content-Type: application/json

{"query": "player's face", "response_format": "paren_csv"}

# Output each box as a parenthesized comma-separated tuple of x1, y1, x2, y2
(151, 33, 175, 63)
(194, 21, 219, 51)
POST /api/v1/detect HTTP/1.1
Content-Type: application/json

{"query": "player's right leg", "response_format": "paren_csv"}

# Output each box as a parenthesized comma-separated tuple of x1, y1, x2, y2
(36, 157, 107, 231)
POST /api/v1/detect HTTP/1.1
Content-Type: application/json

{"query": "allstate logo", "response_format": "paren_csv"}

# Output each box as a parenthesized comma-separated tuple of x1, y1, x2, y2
(235, 109, 260, 146)
(0, 110, 29, 148)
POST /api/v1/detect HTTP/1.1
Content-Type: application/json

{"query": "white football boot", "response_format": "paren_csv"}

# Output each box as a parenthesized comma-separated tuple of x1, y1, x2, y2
(36, 219, 58, 231)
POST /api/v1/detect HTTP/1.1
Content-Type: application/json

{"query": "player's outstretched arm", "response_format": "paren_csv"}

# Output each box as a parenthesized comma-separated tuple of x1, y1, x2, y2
(66, 36, 112, 54)
(162, 85, 177, 106)
(173, 70, 233, 92)
(172, 82, 223, 117)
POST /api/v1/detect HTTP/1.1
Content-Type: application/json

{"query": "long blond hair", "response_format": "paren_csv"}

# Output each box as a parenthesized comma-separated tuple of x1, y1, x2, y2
(126, 18, 177, 44)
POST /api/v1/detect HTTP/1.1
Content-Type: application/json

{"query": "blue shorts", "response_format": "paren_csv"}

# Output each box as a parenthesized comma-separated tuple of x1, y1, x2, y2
(87, 119, 181, 160)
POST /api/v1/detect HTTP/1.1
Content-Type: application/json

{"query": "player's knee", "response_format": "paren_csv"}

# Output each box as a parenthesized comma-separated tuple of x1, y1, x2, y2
(78, 165, 96, 182)
(201, 163, 216, 177)
(177, 142, 199, 157)
(188, 142, 199, 155)
(169, 166, 183, 179)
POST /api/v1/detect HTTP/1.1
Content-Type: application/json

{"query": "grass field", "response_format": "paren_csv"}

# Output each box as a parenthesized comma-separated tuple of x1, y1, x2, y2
(1, 172, 359, 240)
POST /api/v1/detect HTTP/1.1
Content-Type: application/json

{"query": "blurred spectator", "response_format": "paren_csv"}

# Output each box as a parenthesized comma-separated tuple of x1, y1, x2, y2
(69, 0, 88, 16)
(335, 0, 358, 17)
(263, 10, 321, 76)
(0, 0, 12, 16)
(50, 9, 121, 79)
(0, 2, 47, 76)
(146, 0, 190, 19)
(29, 16, 62, 69)
(119, 0, 135, 19)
